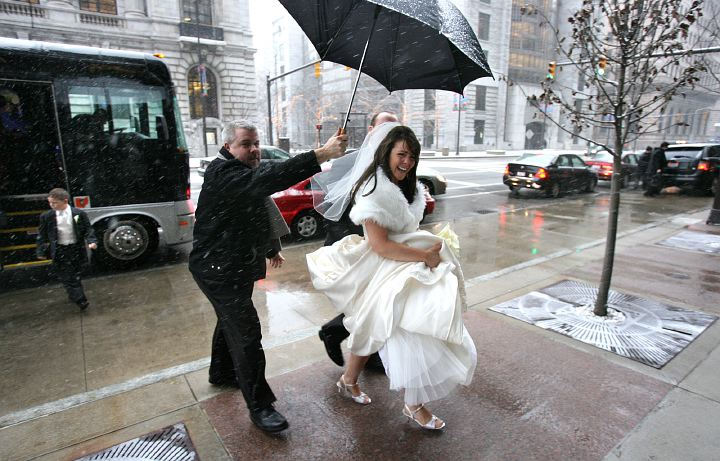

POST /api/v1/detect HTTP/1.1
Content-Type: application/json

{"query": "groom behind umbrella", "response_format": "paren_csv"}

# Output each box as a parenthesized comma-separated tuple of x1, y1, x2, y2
(319, 110, 399, 368)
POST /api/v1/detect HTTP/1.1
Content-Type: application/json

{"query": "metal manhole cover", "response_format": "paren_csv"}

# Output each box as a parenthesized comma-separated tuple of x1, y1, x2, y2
(488, 279, 717, 368)
(75, 423, 198, 461)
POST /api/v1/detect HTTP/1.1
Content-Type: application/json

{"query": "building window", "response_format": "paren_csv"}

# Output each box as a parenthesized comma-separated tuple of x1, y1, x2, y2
(80, 0, 117, 14)
(182, 0, 212, 25)
(423, 120, 435, 148)
(188, 65, 218, 119)
(474, 120, 485, 144)
(424, 89, 435, 112)
(475, 86, 486, 111)
(478, 13, 490, 41)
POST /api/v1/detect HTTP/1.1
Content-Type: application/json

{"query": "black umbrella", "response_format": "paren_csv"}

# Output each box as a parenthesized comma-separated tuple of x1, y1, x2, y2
(278, 0, 492, 129)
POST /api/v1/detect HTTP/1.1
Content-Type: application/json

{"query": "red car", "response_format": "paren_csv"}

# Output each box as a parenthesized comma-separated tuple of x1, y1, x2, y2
(583, 151, 638, 187)
(272, 175, 436, 240)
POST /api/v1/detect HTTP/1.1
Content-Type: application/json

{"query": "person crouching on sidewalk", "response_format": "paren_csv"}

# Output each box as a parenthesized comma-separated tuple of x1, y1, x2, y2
(37, 188, 97, 310)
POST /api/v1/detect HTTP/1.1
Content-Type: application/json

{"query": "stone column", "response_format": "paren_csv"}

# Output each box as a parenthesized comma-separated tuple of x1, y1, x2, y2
(124, 0, 148, 17)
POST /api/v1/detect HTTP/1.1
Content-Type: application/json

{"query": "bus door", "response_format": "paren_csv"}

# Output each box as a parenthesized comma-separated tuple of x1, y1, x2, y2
(0, 79, 67, 270)
(62, 83, 174, 208)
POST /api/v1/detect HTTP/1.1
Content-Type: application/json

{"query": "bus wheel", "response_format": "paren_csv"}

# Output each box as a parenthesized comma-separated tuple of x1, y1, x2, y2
(96, 218, 159, 267)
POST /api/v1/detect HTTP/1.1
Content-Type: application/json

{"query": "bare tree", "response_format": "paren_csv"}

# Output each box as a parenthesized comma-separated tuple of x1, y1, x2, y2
(522, 0, 705, 316)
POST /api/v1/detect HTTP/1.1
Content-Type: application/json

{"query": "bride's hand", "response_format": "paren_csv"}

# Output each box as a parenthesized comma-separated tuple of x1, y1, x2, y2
(268, 253, 285, 269)
(424, 242, 442, 269)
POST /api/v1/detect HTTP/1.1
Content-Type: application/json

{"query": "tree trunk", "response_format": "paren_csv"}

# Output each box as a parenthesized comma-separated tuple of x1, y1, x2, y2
(593, 151, 623, 316)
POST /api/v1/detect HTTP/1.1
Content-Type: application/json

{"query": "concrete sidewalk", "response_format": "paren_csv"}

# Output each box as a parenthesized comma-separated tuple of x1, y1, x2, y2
(0, 205, 718, 460)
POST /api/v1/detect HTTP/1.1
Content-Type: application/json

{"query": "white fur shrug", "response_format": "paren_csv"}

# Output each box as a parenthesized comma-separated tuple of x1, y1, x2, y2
(349, 168, 426, 233)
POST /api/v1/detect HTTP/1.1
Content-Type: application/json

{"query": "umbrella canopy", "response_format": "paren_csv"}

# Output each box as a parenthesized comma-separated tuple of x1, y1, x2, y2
(278, 0, 493, 94)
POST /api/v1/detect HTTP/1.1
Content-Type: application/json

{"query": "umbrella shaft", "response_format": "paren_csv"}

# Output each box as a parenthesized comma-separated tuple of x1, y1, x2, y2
(342, 4, 381, 132)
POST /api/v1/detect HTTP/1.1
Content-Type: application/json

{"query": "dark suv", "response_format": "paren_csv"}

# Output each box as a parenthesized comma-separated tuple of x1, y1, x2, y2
(662, 143, 720, 195)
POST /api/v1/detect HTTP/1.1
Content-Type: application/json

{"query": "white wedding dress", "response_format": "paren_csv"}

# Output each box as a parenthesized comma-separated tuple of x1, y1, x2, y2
(307, 169, 476, 405)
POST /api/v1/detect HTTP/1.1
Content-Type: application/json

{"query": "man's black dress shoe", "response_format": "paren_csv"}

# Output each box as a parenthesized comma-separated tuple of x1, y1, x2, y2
(208, 375, 239, 387)
(77, 300, 90, 311)
(250, 406, 289, 433)
(318, 329, 344, 366)
(365, 353, 385, 372)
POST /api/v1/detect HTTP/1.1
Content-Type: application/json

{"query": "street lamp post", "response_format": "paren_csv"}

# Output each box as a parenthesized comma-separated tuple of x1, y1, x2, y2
(266, 59, 321, 146)
(184, 1, 208, 156)
(455, 96, 462, 156)
(195, 0, 208, 157)
(266, 75, 274, 146)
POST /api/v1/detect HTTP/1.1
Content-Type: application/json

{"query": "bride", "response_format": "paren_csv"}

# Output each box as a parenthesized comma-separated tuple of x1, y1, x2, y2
(306, 123, 476, 430)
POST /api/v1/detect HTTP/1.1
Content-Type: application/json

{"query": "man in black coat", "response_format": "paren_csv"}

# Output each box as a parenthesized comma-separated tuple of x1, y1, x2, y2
(189, 120, 347, 433)
(636, 146, 653, 190)
(318, 111, 399, 369)
(645, 141, 669, 197)
(36, 188, 97, 310)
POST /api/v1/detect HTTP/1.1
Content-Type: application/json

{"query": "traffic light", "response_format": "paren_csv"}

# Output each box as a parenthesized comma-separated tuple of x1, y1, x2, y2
(597, 57, 607, 76)
(546, 61, 556, 80)
(314, 62, 321, 78)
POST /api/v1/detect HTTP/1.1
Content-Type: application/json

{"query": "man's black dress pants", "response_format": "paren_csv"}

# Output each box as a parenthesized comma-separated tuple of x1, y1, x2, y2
(192, 274, 276, 411)
(54, 243, 87, 305)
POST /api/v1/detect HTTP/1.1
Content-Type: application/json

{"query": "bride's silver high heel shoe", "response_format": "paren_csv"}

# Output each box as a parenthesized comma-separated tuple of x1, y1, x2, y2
(403, 404, 445, 430)
(336, 374, 371, 405)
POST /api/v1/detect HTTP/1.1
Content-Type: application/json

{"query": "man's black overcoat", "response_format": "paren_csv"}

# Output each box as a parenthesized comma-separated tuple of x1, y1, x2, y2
(189, 148, 320, 281)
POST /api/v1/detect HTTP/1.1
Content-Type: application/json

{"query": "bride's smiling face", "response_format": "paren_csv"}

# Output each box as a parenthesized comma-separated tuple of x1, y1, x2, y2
(388, 140, 416, 183)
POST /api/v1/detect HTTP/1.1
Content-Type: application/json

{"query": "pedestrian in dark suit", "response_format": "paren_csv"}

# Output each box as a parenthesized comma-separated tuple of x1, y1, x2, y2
(36, 188, 97, 310)
(189, 120, 347, 433)
(318, 111, 399, 369)
(644, 141, 669, 196)
(636, 146, 653, 190)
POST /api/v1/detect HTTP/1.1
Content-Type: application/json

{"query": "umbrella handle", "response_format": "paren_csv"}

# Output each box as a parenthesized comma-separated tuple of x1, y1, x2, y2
(342, 4, 381, 132)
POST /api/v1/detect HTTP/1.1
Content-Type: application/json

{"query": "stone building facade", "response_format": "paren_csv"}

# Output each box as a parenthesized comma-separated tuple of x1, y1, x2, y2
(403, 0, 512, 152)
(0, 0, 257, 157)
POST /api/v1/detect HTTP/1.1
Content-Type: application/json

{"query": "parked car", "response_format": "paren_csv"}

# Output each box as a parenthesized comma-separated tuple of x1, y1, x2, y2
(583, 150, 638, 187)
(662, 143, 720, 195)
(272, 171, 436, 240)
(344, 149, 447, 195)
(197, 145, 294, 176)
(503, 153, 597, 198)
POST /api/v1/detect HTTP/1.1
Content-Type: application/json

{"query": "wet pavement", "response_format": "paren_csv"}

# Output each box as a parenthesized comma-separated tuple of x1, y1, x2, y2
(0, 192, 718, 460)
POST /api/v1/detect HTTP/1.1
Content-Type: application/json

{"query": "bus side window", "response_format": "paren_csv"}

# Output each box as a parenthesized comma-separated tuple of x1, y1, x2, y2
(155, 116, 168, 140)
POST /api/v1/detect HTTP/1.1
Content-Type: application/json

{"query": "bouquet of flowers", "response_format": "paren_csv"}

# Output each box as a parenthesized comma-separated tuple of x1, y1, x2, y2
(432, 222, 460, 258)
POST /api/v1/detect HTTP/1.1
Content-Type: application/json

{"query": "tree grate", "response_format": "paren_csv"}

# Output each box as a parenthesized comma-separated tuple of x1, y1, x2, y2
(489, 279, 717, 368)
(75, 423, 198, 461)
(656, 230, 720, 255)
